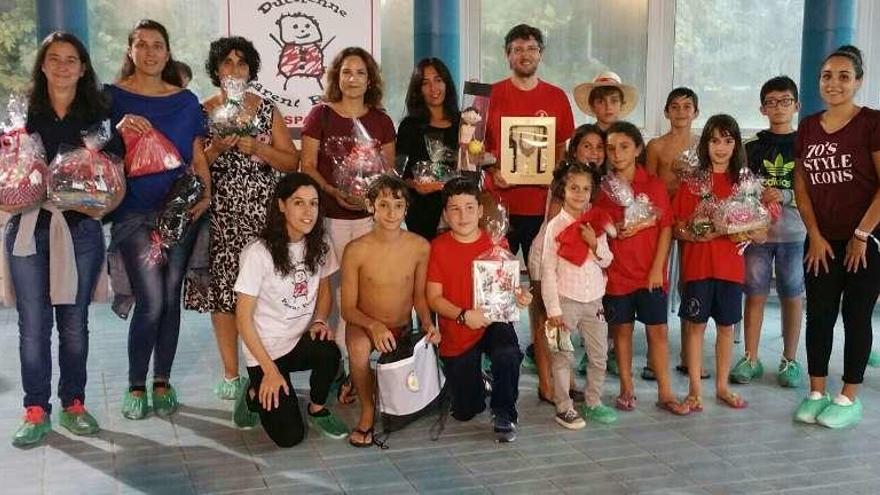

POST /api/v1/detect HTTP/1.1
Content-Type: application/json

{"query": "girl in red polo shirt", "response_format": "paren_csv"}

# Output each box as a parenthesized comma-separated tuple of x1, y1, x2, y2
(595, 122, 690, 416)
(672, 114, 759, 412)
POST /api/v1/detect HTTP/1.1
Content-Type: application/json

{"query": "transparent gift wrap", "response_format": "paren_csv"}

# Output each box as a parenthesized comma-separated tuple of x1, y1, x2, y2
(684, 170, 718, 237)
(472, 203, 520, 323)
(412, 133, 457, 185)
(209, 76, 256, 137)
(0, 95, 48, 213)
(147, 173, 205, 264)
(327, 117, 386, 208)
(712, 168, 770, 240)
(46, 120, 125, 218)
(600, 174, 658, 231)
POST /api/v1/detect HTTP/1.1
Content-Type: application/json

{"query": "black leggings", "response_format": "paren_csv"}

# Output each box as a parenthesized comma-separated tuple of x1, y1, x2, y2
(245, 334, 341, 447)
(805, 238, 880, 384)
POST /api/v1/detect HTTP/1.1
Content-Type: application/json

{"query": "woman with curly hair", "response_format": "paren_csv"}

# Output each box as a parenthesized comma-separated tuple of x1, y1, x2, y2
(233, 173, 348, 447)
(184, 36, 297, 411)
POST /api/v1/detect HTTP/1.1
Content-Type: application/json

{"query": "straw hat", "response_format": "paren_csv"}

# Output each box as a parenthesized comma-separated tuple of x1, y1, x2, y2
(573, 71, 638, 118)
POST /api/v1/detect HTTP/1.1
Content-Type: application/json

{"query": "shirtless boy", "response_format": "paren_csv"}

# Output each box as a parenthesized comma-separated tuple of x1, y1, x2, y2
(341, 175, 440, 447)
(646, 87, 700, 196)
(645, 87, 706, 380)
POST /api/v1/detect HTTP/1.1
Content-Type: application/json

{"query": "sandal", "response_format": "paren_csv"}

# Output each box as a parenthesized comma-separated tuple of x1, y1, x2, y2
(641, 366, 657, 381)
(655, 398, 691, 416)
(683, 395, 703, 413)
(336, 374, 357, 406)
(716, 392, 748, 409)
(348, 427, 374, 448)
(615, 394, 638, 411)
(675, 365, 711, 380)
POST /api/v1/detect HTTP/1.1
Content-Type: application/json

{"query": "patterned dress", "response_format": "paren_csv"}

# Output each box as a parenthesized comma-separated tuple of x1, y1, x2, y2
(185, 97, 283, 313)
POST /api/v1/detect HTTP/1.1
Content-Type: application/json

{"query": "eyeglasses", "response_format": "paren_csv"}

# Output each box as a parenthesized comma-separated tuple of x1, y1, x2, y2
(511, 46, 541, 55)
(762, 98, 795, 108)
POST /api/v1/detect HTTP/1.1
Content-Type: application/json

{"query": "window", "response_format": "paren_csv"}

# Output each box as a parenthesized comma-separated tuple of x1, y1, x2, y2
(673, 0, 804, 130)
(479, 1, 650, 127)
(87, 0, 223, 99)
(0, 0, 37, 121)
(379, 0, 413, 122)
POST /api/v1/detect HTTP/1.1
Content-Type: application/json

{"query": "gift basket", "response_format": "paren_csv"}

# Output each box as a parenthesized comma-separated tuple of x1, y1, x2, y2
(146, 173, 205, 264)
(46, 120, 125, 218)
(672, 143, 700, 181)
(683, 170, 717, 237)
(327, 117, 386, 208)
(209, 76, 256, 137)
(411, 132, 457, 185)
(712, 167, 770, 242)
(0, 95, 48, 212)
(600, 173, 658, 231)
(456, 81, 492, 173)
(472, 203, 520, 323)
(122, 127, 183, 178)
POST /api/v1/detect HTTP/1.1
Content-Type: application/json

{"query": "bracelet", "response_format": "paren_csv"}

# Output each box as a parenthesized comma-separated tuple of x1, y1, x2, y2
(855, 228, 872, 239)
(311, 319, 328, 327)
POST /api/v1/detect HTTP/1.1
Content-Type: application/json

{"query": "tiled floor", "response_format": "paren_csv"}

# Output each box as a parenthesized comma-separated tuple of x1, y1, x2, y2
(1, 301, 880, 494)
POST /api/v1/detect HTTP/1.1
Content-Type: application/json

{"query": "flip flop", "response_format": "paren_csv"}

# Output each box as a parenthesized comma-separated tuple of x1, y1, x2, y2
(615, 394, 637, 411)
(641, 366, 657, 381)
(336, 375, 357, 406)
(716, 392, 748, 409)
(683, 395, 703, 413)
(655, 399, 691, 416)
(349, 427, 374, 448)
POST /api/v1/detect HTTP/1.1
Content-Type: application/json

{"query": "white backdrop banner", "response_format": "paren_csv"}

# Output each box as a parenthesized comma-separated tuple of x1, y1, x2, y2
(223, 0, 381, 130)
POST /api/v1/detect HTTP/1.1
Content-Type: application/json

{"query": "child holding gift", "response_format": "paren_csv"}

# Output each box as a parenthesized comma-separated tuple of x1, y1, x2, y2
(672, 114, 763, 412)
(541, 161, 616, 429)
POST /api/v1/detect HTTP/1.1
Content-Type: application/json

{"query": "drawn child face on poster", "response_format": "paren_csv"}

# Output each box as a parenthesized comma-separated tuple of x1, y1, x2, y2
(277, 13, 323, 45)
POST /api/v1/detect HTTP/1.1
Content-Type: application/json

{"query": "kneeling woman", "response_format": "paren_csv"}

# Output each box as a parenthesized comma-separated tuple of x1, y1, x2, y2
(234, 173, 348, 447)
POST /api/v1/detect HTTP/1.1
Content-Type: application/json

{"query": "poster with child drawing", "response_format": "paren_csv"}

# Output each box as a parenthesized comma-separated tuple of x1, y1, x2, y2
(223, 0, 380, 132)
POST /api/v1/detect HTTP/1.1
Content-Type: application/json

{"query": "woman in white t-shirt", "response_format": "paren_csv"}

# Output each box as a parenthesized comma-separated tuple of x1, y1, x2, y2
(234, 173, 348, 447)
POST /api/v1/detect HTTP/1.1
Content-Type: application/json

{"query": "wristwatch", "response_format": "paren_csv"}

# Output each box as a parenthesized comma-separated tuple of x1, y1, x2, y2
(456, 309, 467, 325)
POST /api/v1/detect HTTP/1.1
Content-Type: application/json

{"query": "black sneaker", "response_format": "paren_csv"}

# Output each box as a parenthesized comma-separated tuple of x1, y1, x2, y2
(493, 416, 517, 443)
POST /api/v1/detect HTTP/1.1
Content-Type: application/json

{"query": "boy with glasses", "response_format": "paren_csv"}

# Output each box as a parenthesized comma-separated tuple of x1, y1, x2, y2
(730, 76, 807, 386)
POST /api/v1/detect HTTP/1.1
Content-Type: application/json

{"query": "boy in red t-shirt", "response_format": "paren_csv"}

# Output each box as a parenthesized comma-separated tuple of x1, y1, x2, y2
(427, 178, 531, 443)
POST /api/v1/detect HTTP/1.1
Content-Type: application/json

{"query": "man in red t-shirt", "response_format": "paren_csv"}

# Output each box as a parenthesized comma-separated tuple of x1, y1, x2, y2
(427, 178, 531, 443)
(484, 24, 575, 264)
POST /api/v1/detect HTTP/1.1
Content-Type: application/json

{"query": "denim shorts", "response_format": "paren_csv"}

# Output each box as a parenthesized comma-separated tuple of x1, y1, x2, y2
(744, 241, 805, 298)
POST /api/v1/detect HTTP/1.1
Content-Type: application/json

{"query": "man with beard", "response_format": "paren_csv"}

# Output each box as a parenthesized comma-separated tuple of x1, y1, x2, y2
(483, 24, 575, 405)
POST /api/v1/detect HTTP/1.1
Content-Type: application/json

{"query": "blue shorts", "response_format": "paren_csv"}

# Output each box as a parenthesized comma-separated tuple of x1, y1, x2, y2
(603, 289, 668, 326)
(678, 279, 743, 326)
(744, 241, 805, 298)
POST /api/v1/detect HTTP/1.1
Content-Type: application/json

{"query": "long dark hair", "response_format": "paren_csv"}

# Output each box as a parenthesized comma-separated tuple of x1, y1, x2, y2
(567, 123, 607, 176)
(322, 46, 383, 108)
(404, 57, 459, 123)
(118, 19, 183, 86)
(260, 173, 329, 276)
(28, 31, 109, 120)
(697, 114, 745, 183)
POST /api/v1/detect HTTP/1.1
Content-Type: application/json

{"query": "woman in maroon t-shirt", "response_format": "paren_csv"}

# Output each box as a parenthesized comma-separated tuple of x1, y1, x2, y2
(300, 47, 396, 407)
(793, 45, 880, 429)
